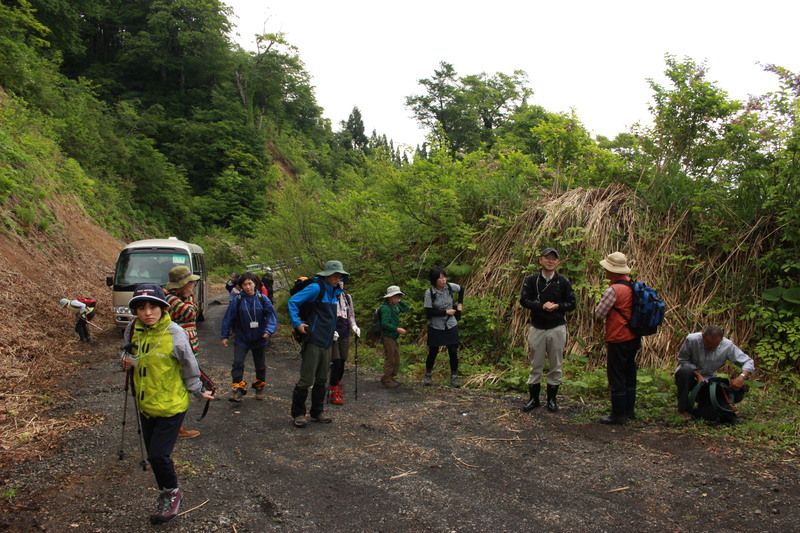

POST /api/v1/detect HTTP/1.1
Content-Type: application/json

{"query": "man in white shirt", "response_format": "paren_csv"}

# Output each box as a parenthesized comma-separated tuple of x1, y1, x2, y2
(675, 325, 755, 416)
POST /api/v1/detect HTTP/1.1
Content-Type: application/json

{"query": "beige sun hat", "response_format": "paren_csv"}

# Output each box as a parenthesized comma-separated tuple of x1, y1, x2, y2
(165, 265, 200, 289)
(599, 252, 631, 274)
(382, 285, 405, 299)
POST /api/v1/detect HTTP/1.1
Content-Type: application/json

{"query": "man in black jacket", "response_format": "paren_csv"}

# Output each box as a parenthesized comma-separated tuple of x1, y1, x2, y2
(519, 248, 576, 412)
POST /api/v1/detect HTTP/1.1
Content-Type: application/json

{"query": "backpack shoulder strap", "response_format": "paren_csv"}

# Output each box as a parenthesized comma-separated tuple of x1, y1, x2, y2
(709, 381, 736, 415)
(315, 278, 326, 303)
(688, 380, 705, 412)
(610, 280, 634, 321)
(612, 279, 634, 288)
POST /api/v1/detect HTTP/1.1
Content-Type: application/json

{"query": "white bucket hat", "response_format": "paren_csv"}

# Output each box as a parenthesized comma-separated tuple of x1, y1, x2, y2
(599, 252, 631, 274)
(382, 285, 404, 299)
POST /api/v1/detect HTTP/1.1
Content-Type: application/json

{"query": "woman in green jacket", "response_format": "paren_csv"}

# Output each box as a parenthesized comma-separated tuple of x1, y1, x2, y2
(121, 284, 214, 525)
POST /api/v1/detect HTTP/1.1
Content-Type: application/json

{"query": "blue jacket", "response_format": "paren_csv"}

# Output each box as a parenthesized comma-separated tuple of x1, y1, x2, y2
(288, 278, 342, 349)
(221, 292, 278, 349)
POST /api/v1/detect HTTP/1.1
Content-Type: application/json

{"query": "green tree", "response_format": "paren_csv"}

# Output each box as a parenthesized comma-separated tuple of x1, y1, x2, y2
(646, 55, 741, 180)
(406, 62, 532, 156)
(344, 106, 369, 150)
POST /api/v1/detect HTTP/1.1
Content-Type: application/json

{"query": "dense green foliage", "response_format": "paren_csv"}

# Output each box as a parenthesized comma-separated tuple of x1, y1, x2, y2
(2, 1, 799, 393)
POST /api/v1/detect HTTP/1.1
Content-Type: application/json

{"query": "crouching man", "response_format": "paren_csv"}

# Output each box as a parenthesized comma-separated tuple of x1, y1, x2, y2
(675, 325, 755, 419)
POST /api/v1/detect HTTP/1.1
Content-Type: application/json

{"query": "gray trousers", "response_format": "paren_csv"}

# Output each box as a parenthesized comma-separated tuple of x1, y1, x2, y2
(526, 324, 566, 386)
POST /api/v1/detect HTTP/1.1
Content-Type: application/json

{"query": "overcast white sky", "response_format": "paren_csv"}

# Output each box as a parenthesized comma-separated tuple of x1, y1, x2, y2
(224, 0, 799, 150)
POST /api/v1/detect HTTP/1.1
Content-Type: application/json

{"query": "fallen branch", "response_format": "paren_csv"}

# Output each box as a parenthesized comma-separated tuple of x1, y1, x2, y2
(463, 436, 525, 443)
(606, 486, 630, 493)
(177, 498, 209, 517)
(387, 471, 417, 481)
(451, 453, 479, 469)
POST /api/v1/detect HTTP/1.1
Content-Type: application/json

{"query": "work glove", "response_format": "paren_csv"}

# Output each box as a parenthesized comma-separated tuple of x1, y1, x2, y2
(352, 326, 361, 338)
(333, 331, 339, 341)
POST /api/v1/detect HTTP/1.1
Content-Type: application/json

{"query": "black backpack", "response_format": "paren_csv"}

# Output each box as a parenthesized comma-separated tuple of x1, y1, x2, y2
(288, 277, 325, 343)
(369, 306, 384, 338)
(688, 377, 738, 423)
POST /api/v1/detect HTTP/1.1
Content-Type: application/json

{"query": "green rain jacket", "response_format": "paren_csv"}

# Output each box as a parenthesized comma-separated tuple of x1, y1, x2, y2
(124, 313, 204, 418)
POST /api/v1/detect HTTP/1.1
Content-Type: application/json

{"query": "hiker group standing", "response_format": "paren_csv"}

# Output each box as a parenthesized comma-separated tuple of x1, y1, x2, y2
(94, 252, 759, 527)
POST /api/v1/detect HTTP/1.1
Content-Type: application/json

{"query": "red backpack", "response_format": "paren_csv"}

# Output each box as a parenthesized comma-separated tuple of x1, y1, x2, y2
(76, 297, 97, 307)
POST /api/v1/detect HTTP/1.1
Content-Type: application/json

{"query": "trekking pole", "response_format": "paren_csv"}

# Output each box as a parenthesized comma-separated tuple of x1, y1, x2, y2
(354, 335, 359, 401)
(130, 380, 148, 471)
(122, 340, 148, 471)
(82, 316, 104, 331)
(117, 369, 130, 460)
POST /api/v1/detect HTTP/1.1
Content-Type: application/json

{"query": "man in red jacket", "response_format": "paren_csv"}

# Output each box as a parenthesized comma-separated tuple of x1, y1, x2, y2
(594, 252, 641, 425)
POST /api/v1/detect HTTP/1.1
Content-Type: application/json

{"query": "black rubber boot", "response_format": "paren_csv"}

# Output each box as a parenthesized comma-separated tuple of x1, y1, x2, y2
(625, 387, 637, 420)
(546, 384, 559, 412)
(600, 393, 627, 425)
(522, 383, 541, 412)
(290, 385, 309, 419)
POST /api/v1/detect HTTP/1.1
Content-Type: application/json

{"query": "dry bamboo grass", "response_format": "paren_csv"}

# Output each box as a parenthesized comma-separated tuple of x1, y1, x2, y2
(464, 184, 768, 370)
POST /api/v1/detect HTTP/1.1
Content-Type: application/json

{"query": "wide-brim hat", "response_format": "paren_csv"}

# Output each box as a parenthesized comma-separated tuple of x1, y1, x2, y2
(317, 260, 349, 277)
(599, 252, 631, 274)
(382, 285, 404, 299)
(129, 283, 169, 308)
(165, 265, 200, 289)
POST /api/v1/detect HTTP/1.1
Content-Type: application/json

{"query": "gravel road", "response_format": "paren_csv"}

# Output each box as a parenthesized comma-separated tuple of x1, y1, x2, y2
(2, 295, 798, 532)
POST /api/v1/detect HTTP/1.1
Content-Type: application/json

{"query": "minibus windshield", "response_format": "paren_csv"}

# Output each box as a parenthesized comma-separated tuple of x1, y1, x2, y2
(113, 250, 189, 289)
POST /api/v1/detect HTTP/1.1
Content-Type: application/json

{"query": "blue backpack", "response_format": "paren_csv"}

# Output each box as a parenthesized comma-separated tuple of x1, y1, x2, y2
(612, 280, 665, 336)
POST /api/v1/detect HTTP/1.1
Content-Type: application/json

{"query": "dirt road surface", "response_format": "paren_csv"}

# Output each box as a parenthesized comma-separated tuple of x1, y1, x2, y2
(2, 295, 798, 532)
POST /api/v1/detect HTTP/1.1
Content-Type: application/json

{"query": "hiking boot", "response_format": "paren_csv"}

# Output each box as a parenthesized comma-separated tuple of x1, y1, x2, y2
(381, 380, 399, 388)
(253, 380, 266, 401)
(150, 488, 183, 524)
(450, 373, 461, 388)
(424, 372, 432, 386)
(229, 388, 245, 402)
(293, 415, 307, 428)
(329, 385, 344, 405)
(312, 413, 332, 423)
(178, 426, 200, 439)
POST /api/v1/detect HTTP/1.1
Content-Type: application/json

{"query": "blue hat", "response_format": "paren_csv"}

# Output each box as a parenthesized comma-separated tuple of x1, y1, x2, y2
(129, 283, 169, 308)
